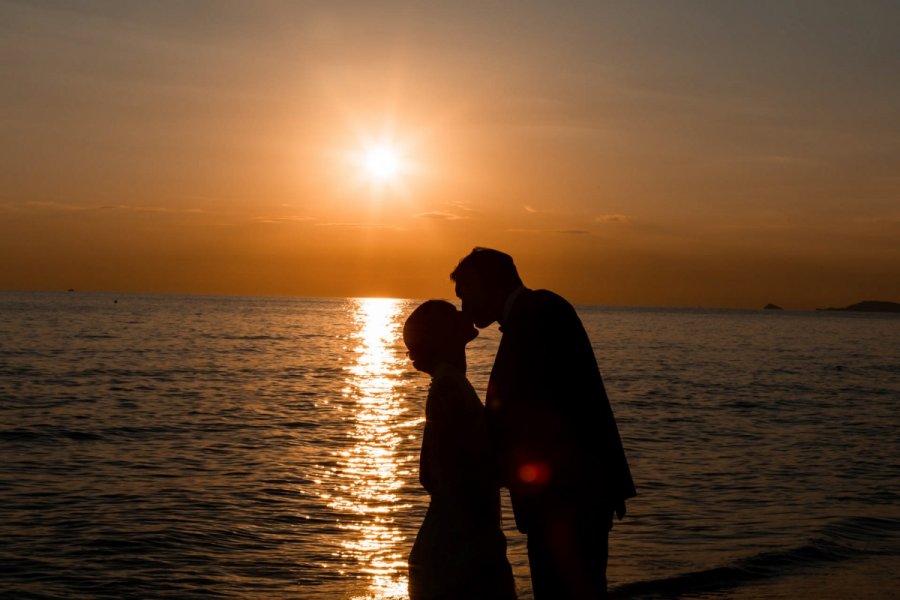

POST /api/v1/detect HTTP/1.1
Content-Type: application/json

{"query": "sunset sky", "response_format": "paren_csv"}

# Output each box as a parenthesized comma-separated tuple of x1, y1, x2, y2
(2, 1, 898, 308)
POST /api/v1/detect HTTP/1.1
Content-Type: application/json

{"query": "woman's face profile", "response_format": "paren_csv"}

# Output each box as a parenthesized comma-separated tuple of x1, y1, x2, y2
(403, 306, 477, 375)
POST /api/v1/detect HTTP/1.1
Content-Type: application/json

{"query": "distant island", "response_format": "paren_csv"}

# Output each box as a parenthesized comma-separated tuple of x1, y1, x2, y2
(818, 300, 900, 313)
(763, 303, 783, 310)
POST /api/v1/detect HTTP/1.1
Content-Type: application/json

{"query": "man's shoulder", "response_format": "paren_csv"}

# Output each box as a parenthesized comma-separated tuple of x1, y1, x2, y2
(519, 288, 576, 319)
(531, 288, 571, 306)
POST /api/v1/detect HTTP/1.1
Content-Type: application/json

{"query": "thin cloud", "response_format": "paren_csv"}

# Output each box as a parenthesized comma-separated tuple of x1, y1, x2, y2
(507, 228, 593, 235)
(103, 205, 208, 215)
(0, 201, 208, 215)
(254, 215, 314, 224)
(721, 154, 819, 167)
(847, 213, 900, 225)
(316, 222, 406, 231)
(2, 200, 80, 212)
(595, 214, 630, 224)
(449, 201, 478, 215)
(416, 212, 464, 221)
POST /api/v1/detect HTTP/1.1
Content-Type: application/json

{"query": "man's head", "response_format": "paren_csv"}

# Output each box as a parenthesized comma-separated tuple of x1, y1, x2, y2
(403, 299, 478, 375)
(450, 247, 523, 328)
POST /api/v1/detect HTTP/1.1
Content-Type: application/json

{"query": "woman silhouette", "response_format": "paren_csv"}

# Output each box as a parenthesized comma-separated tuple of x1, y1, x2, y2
(403, 300, 517, 600)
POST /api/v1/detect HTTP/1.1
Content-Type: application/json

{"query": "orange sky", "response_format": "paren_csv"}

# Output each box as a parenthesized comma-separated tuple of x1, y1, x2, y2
(1, 2, 898, 308)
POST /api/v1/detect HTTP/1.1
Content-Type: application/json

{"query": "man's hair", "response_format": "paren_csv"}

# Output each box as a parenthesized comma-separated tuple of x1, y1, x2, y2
(450, 247, 523, 288)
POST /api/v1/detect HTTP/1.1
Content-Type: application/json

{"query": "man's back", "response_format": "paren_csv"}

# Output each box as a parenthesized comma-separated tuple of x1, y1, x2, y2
(485, 288, 635, 532)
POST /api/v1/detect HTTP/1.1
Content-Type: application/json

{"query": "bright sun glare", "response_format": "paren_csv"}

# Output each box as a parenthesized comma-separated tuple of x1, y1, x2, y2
(364, 145, 400, 180)
(358, 141, 407, 185)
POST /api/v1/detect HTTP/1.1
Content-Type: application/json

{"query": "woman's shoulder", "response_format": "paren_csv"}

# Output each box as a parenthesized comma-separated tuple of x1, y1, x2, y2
(430, 363, 477, 392)
(427, 364, 483, 418)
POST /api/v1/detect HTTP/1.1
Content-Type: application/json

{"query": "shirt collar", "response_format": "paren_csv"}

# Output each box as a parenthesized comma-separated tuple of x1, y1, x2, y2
(499, 285, 526, 327)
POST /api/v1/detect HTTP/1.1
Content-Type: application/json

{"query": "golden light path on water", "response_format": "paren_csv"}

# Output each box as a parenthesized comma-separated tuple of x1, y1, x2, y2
(329, 298, 416, 599)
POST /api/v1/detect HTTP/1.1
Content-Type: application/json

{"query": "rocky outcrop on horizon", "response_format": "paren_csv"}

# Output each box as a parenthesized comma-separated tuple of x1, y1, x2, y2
(818, 300, 900, 313)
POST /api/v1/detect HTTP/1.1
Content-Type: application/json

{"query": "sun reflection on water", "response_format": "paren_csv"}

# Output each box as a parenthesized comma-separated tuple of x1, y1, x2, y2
(330, 298, 412, 599)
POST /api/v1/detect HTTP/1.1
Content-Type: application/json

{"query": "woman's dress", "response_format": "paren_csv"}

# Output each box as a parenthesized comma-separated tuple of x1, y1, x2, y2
(408, 362, 517, 600)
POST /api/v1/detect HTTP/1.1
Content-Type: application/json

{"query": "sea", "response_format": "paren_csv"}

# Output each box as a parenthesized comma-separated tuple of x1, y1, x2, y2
(0, 292, 897, 599)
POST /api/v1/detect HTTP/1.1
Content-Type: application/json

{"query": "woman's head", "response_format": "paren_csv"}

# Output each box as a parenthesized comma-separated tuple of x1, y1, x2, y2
(403, 300, 478, 374)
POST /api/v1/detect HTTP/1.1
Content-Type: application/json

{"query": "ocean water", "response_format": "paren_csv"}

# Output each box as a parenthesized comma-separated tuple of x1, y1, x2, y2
(0, 292, 897, 599)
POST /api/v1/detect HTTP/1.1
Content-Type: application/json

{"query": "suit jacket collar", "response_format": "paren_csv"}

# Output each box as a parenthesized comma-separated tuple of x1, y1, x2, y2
(498, 285, 527, 330)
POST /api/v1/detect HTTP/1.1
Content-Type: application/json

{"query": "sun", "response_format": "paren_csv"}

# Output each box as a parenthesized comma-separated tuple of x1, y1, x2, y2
(351, 138, 412, 187)
(341, 127, 420, 192)
(363, 144, 402, 182)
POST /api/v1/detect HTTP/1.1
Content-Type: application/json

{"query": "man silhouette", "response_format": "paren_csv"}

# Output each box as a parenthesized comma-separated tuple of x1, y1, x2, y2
(451, 247, 635, 599)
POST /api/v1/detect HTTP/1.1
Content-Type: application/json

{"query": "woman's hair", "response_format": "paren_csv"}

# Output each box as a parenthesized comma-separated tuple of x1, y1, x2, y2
(403, 299, 465, 353)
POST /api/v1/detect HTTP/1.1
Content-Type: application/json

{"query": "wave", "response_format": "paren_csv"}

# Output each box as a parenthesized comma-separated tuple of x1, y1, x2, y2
(0, 428, 104, 442)
(0, 422, 271, 443)
(205, 334, 291, 341)
(610, 516, 900, 599)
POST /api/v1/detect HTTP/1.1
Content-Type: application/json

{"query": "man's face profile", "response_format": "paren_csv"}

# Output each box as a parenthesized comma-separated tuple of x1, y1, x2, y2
(455, 278, 498, 329)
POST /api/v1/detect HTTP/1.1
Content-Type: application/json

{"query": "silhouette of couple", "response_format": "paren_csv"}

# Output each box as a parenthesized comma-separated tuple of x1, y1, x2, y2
(403, 248, 636, 600)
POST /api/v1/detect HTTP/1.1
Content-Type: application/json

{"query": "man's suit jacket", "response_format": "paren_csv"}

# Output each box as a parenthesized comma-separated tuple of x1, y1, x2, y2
(485, 288, 636, 533)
